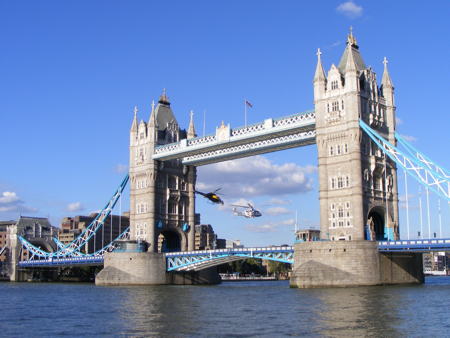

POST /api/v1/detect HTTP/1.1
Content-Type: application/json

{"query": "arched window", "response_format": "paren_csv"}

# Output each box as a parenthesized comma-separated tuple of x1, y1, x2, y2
(168, 176, 177, 190)
(338, 177, 343, 188)
(168, 200, 177, 214)
(346, 176, 350, 187)
(329, 146, 334, 156)
(331, 178, 336, 189)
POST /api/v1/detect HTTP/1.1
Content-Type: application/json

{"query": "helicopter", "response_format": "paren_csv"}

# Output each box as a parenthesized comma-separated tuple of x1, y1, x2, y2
(232, 203, 262, 218)
(195, 188, 224, 205)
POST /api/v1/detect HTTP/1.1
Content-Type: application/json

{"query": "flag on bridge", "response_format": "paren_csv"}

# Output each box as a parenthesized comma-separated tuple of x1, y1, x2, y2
(245, 100, 253, 108)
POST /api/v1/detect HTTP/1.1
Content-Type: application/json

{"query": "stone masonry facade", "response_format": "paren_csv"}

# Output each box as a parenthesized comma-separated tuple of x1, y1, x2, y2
(314, 31, 399, 241)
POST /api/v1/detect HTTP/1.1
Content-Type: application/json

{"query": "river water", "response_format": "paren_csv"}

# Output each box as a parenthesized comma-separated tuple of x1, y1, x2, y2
(1, 277, 449, 337)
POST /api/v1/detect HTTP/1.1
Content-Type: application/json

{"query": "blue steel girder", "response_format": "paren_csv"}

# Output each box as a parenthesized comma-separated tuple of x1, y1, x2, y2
(18, 256, 104, 268)
(360, 120, 450, 201)
(395, 132, 450, 180)
(153, 111, 316, 166)
(18, 174, 129, 259)
(20, 227, 131, 267)
(165, 247, 294, 271)
(378, 238, 450, 252)
(52, 226, 130, 258)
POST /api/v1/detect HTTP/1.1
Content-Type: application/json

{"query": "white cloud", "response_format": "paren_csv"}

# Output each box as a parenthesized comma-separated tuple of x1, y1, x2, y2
(330, 41, 342, 48)
(197, 156, 315, 198)
(399, 194, 419, 210)
(336, 1, 363, 18)
(245, 223, 278, 233)
(115, 163, 128, 174)
(0, 191, 20, 204)
(265, 198, 291, 206)
(396, 117, 403, 126)
(265, 207, 291, 216)
(66, 202, 85, 212)
(400, 134, 417, 142)
(0, 191, 37, 213)
(245, 218, 295, 233)
(281, 218, 295, 226)
(219, 198, 254, 212)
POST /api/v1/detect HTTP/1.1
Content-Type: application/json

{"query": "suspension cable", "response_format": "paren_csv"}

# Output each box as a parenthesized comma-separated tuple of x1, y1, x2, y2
(404, 170, 410, 240)
(426, 184, 431, 239)
(438, 199, 442, 238)
(384, 154, 390, 239)
(419, 186, 424, 239)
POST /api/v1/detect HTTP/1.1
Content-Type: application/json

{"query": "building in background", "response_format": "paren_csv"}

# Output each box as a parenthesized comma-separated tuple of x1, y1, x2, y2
(195, 224, 216, 250)
(0, 221, 15, 263)
(295, 229, 321, 242)
(225, 240, 244, 249)
(215, 238, 226, 249)
(59, 213, 129, 254)
(1, 216, 59, 280)
(423, 252, 449, 275)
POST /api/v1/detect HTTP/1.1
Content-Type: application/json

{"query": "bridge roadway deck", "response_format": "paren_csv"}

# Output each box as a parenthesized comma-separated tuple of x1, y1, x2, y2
(17, 239, 450, 268)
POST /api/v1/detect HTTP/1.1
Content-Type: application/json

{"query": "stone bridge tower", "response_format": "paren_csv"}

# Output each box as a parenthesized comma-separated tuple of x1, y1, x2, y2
(314, 31, 399, 241)
(129, 90, 196, 252)
(290, 33, 423, 288)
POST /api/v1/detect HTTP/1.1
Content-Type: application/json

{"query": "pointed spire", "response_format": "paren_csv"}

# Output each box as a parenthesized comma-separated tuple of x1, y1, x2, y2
(148, 100, 156, 127)
(381, 57, 394, 88)
(314, 48, 326, 82)
(187, 110, 196, 139)
(131, 106, 138, 131)
(158, 88, 170, 106)
(347, 26, 358, 48)
(345, 42, 357, 73)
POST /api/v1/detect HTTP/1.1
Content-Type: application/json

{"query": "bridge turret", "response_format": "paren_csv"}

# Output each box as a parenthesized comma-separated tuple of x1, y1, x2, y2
(130, 105, 138, 131)
(187, 110, 197, 139)
(147, 100, 157, 142)
(130, 106, 139, 149)
(313, 48, 327, 101)
(381, 57, 395, 130)
(343, 39, 359, 93)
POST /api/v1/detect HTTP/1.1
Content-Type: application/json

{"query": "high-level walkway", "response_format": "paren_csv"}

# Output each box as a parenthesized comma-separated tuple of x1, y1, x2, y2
(153, 110, 316, 165)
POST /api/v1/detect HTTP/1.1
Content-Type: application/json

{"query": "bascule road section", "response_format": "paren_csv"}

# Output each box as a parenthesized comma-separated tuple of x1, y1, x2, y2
(152, 111, 316, 165)
(166, 246, 294, 272)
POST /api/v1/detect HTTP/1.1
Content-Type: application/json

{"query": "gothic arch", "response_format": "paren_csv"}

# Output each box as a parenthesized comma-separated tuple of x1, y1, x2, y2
(367, 206, 385, 240)
(157, 227, 186, 253)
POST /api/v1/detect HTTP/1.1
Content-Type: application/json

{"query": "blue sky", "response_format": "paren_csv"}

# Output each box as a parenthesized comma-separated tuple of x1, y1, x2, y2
(0, 1, 449, 246)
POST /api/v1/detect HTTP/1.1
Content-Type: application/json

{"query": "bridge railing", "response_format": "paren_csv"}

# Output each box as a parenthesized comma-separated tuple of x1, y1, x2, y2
(378, 238, 450, 252)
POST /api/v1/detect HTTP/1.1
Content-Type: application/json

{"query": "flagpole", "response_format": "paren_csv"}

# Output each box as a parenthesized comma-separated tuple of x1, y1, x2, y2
(244, 99, 247, 127)
(203, 110, 206, 137)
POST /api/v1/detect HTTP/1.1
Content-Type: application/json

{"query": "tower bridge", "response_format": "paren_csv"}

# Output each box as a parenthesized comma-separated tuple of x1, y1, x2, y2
(14, 31, 450, 287)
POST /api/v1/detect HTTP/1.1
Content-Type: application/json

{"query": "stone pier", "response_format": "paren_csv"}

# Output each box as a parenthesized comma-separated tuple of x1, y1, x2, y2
(290, 241, 424, 288)
(95, 251, 220, 286)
